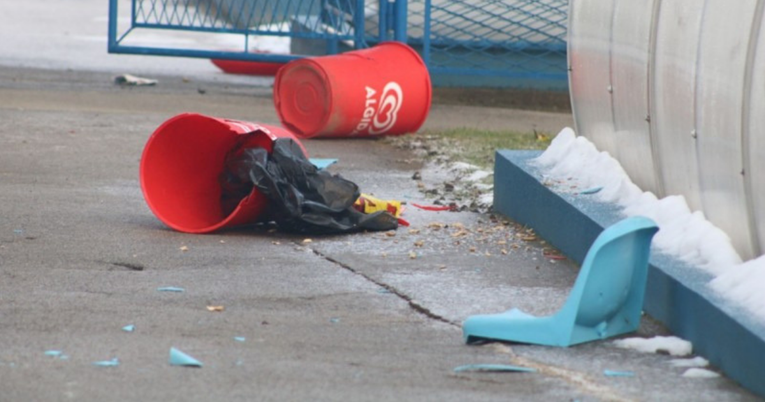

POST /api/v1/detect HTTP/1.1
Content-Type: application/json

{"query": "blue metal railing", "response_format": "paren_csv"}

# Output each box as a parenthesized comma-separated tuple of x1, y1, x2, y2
(108, 0, 569, 88)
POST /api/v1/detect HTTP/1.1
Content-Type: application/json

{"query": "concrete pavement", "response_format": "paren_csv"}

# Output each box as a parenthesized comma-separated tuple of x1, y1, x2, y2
(0, 66, 758, 401)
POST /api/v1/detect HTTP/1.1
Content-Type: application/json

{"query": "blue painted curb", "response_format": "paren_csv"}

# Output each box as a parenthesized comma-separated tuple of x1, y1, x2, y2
(494, 150, 765, 398)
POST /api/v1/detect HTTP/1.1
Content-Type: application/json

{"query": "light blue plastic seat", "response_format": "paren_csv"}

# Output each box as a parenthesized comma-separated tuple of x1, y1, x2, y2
(463, 216, 659, 347)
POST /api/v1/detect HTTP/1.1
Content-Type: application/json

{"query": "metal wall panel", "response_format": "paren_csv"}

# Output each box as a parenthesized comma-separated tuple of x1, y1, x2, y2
(694, 0, 757, 259)
(568, 0, 616, 152)
(570, 0, 765, 259)
(609, 0, 658, 191)
(745, 4, 765, 255)
(649, 0, 704, 210)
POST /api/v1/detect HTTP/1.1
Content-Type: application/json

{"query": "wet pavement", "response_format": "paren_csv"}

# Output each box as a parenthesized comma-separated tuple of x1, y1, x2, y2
(0, 65, 759, 401)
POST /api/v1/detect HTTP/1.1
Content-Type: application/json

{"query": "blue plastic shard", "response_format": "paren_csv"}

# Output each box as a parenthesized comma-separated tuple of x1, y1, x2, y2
(45, 350, 63, 357)
(580, 186, 603, 195)
(604, 369, 634, 377)
(93, 358, 120, 367)
(169, 347, 203, 367)
(330, 318, 340, 323)
(157, 286, 185, 292)
(234, 337, 246, 342)
(122, 324, 136, 332)
(463, 216, 659, 347)
(309, 158, 338, 170)
(453, 364, 537, 373)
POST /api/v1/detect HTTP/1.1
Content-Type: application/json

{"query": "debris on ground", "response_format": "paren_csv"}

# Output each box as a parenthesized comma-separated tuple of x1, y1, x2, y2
(169, 347, 203, 367)
(114, 74, 158, 86)
(206, 306, 225, 312)
(453, 364, 537, 373)
(93, 358, 120, 367)
(604, 370, 634, 377)
(222, 139, 398, 234)
(122, 324, 136, 332)
(157, 286, 185, 293)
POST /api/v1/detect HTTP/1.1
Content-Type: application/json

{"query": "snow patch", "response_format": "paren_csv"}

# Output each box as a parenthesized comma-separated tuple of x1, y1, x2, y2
(682, 368, 720, 379)
(535, 128, 765, 323)
(668, 357, 709, 368)
(612, 336, 692, 356)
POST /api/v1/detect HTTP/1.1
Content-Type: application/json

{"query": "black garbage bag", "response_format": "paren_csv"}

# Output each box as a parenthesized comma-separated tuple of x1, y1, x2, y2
(221, 138, 398, 234)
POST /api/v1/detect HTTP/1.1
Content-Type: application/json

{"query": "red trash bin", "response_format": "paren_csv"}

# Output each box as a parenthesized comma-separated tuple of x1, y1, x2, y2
(273, 42, 432, 139)
(139, 113, 307, 234)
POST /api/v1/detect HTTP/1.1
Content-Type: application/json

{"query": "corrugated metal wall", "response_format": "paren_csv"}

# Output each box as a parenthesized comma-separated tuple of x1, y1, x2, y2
(568, 0, 765, 260)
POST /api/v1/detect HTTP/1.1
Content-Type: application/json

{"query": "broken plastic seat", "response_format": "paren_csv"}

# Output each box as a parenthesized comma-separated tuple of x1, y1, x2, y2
(463, 216, 659, 347)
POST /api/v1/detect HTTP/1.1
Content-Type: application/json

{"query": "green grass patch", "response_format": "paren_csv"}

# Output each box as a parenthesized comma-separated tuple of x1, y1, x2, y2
(421, 127, 551, 170)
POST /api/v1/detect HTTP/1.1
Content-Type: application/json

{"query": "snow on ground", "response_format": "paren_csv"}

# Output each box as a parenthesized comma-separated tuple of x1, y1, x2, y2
(668, 357, 709, 368)
(612, 336, 693, 356)
(533, 128, 765, 324)
(682, 368, 721, 379)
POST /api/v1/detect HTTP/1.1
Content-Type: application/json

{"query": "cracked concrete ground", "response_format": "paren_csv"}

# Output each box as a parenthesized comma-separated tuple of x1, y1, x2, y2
(0, 67, 759, 401)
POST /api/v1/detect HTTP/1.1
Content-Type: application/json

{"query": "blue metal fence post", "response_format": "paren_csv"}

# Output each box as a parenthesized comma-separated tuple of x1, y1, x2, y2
(423, 0, 431, 66)
(393, 0, 407, 42)
(378, 0, 389, 41)
(354, 0, 366, 48)
(108, 0, 118, 52)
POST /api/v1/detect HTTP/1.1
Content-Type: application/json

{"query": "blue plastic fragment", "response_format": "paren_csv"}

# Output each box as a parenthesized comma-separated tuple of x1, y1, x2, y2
(580, 186, 603, 195)
(157, 286, 185, 292)
(122, 324, 136, 332)
(234, 337, 246, 342)
(93, 358, 120, 367)
(453, 364, 537, 373)
(330, 318, 340, 323)
(169, 347, 203, 367)
(44, 350, 63, 357)
(377, 288, 392, 294)
(604, 370, 634, 377)
(309, 158, 338, 170)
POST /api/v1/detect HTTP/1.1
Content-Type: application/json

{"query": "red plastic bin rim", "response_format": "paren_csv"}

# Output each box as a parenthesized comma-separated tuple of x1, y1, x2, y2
(139, 113, 271, 234)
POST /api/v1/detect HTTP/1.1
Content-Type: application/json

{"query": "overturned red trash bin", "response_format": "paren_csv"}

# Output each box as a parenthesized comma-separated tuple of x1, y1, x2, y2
(274, 42, 431, 139)
(140, 113, 306, 234)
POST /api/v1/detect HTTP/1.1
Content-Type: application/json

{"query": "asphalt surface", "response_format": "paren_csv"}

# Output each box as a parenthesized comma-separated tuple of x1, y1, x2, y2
(0, 65, 759, 401)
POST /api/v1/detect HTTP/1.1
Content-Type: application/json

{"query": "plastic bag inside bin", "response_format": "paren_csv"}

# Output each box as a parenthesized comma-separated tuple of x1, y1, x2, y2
(221, 138, 398, 234)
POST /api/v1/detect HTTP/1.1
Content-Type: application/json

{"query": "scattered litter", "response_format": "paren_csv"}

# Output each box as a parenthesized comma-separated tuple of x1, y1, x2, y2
(45, 350, 63, 357)
(13, 229, 23, 235)
(180, 246, 189, 252)
(122, 324, 136, 332)
(412, 203, 451, 212)
(409, 251, 418, 259)
(224, 139, 398, 234)
(613, 336, 692, 356)
(354, 194, 403, 217)
(234, 337, 246, 342)
(580, 186, 604, 195)
(377, 288, 392, 294)
(329, 318, 340, 324)
(453, 364, 537, 373)
(302, 238, 313, 244)
(682, 368, 720, 378)
(543, 251, 566, 260)
(157, 286, 185, 293)
(669, 356, 709, 368)
(114, 74, 157, 86)
(408, 229, 421, 235)
(169, 347, 203, 367)
(93, 358, 120, 367)
(206, 306, 225, 312)
(604, 370, 634, 377)
(114, 74, 158, 86)
(414, 240, 425, 247)
(309, 158, 338, 170)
